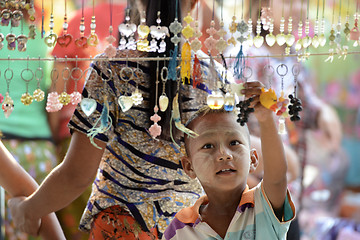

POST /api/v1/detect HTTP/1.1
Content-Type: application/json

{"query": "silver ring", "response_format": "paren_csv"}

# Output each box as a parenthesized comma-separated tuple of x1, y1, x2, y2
(62, 67, 71, 81)
(35, 67, 44, 81)
(243, 66, 253, 80)
(120, 67, 133, 82)
(21, 68, 34, 83)
(51, 68, 59, 82)
(70, 67, 83, 82)
(4, 68, 13, 81)
(161, 66, 168, 82)
(276, 64, 288, 77)
(292, 64, 301, 77)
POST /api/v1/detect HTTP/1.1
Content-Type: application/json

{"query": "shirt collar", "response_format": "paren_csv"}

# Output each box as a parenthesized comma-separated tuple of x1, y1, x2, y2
(175, 185, 255, 224)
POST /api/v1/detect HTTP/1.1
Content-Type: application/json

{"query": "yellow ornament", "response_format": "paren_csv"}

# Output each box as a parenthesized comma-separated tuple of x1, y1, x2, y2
(58, 92, 71, 105)
(20, 93, 33, 105)
(259, 88, 278, 111)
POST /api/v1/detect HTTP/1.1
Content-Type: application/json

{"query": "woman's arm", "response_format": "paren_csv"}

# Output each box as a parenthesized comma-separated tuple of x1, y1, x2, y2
(0, 141, 65, 239)
(8, 131, 106, 236)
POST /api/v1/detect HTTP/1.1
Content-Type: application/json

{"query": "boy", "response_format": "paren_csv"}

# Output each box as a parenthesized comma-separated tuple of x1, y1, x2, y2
(163, 81, 295, 240)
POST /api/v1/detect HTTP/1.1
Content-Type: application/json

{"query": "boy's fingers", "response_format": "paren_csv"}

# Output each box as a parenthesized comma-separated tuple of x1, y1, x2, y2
(243, 81, 264, 88)
(242, 88, 262, 97)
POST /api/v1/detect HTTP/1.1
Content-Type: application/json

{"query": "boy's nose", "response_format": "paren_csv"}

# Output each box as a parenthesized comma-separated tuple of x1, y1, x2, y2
(217, 147, 233, 161)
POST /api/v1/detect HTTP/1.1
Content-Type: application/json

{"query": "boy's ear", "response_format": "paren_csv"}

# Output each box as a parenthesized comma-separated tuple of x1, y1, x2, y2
(249, 148, 259, 173)
(181, 156, 196, 179)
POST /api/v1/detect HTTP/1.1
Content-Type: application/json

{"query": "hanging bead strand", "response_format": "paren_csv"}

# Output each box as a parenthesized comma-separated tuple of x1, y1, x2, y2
(88, 0, 99, 47)
(44, 0, 57, 47)
(57, 0, 73, 47)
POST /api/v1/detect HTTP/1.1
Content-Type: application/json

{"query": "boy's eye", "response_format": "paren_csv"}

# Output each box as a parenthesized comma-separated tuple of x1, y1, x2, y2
(230, 140, 241, 146)
(202, 143, 214, 149)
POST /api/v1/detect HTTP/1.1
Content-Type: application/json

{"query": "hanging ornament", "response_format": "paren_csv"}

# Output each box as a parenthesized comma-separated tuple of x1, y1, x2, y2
(20, 59, 34, 106)
(334, 0, 343, 54)
(294, 0, 304, 52)
(325, 0, 337, 62)
(0, 31, 4, 50)
(118, 61, 134, 112)
(228, 2, 237, 47)
(191, 2, 202, 52)
(207, 55, 224, 109)
(58, 60, 71, 106)
(204, 2, 218, 54)
(105, 0, 118, 57)
(75, 0, 88, 48)
(180, 12, 194, 84)
(149, 11, 169, 53)
(275, 64, 289, 127)
(216, 0, 228, 54)
(288, 64, 302, 121)
(149, 58, 162, 139)
(46, 66, 63, 112)
(159, 60, 169, 112)
(2, 65, 14, 118)
(131, 64, 144, 106)
(137, 11, 150, 52)
(17, 20, 28, 52)
(1, 9, 11, 26)
(253, 0, 264, 48)
(234, 0, 248, 79)
(318, 0, 327, 47)
(247, 0, 254, 47)
(168, 0, 182, 81)
(70, 58, 83, 105)
(285, 0, 295, 55)
(236, 66, 254, 125)
(88, 0, 99, 47)
(6, 33, 16, 51)
(312, 0, 321, 48)
(28, 0, 36, 39)
(302, 0, 312, 49)
(87, 95, 112, 149)
(276, 1, 286, 47)
(57, 0, 73, 47)
(118, 8, 137, 50)
(351, 10, 360, 47)
(263, 1, 275, 47)
(44, 0, 57, 48)
(33, 59, 45, 102)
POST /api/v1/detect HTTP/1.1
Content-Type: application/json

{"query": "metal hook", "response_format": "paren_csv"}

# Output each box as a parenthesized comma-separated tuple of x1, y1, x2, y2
(292, 64, 301, 77)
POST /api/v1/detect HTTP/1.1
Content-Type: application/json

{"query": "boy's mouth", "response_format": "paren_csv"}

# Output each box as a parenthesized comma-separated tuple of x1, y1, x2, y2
(216, 169, 236, 174)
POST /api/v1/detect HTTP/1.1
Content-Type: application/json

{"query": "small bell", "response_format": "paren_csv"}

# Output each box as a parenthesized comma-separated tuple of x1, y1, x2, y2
(278, 116, 287, 135)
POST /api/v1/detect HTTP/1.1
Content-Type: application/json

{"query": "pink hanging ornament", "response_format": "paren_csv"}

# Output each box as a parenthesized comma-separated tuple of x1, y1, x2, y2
(46, 92, 63, 112)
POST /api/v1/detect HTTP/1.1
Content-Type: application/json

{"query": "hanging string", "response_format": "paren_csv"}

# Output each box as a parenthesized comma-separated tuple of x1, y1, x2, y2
(41, 0, 44, 38)
(234, 0, 237, 18)
(212, 0, 215, 20)
(306, 0, 310, 20)
(316, 0, 320, 20)
(258, 0, 262, 19)
(300, 0, 304, 23)
(241, 0, 244, 20)
(338, 0, 342, 20)
(249, 0, 251, 19)
(109, 0, 113, 27)
(332, 0, 335, 25)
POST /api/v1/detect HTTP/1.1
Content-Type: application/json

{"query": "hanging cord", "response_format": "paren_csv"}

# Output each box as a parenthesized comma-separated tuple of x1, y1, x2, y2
(258, 0, 262, 19)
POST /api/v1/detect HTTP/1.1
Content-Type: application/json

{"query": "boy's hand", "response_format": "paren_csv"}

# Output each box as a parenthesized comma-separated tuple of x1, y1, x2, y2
(8, 197, 41, 236)
(241, 81, 274, 123)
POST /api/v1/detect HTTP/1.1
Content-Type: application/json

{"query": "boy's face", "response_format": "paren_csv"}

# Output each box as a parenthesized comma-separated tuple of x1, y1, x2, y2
(182, 112, 258, 193)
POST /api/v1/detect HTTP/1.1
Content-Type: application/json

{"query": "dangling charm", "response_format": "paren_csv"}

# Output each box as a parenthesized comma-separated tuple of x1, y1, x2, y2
(191, 7, 202, 52)
(149, 11, 169, 53)
(295, 16, 303, 52)
(216, 15, 228, 53)
(264, 9, 276, 47)
(253, 18, 264, 48)
(168, 0, 182, 81)
(350, 12, 360, 46)
(88, 0, 99, 47)
(278, 116, 287, 134)
(57, 0, 73, 47)
(2, 67, 14, 118)
(58, 64, 71, 106)
(1, 9, 11, 26)
(33, 61, 45, 102)
(228, 15, 237, 47)
(11, 10, 23, 28)
(236, 97, 254, 126)
(319, 0, 327, 47)
(0, 33, 4, 50)
(204, 20, 218, 54)
(159, 65, 169, 112)
(20, 67, 34, 106)
(70, 62, 83, 105)
(17, 34, 27, 52)
(149, 59, 162, 139)
(44, 10, 58, 47)
(6, 33, 16, 51)
(288, 64, 302, 122)
(118, 65, 134, 112)
(87, 96, 112, 149)
(118, 9, 137, 50)
(27, 2, 37, 39)
(285, 16, 295, 55)
(137, 11, 150, 52)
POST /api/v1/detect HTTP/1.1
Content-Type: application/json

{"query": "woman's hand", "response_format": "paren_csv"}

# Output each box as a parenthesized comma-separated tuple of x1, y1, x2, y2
(8, 196, 41, 236)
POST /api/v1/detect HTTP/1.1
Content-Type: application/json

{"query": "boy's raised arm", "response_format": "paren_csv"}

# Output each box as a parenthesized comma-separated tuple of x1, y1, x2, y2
(243, 81, 288, 219)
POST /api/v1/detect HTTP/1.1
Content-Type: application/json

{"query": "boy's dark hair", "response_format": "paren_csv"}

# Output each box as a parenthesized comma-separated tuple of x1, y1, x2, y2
(184, 106, 250, 157)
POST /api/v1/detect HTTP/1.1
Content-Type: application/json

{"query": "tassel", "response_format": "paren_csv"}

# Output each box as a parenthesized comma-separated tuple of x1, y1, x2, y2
(170, 93, 198, 148)
(192, 54, 201, 88)
(168, 45, 178, 81)
(87, 96, 112, 149)
(180, 42, 191, 84)
(278, 116, 287, 135)
(234, 45, 245, 79)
